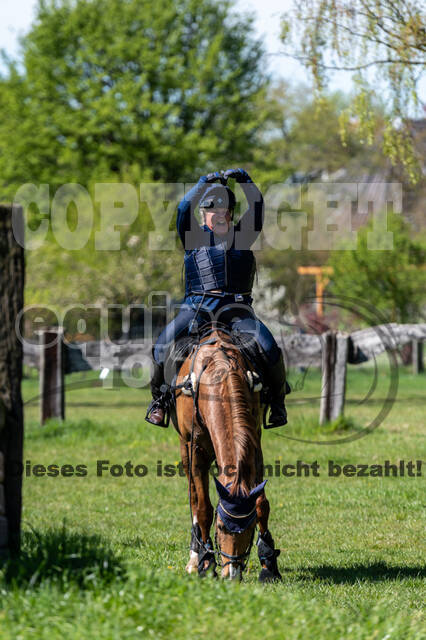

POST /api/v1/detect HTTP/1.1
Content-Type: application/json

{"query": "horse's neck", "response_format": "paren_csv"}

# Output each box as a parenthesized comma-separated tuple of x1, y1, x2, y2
(202, 343, 259, 495)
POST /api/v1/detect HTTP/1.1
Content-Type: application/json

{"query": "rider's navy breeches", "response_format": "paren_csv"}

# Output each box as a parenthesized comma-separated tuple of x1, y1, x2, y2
(153, 295, 280, 367)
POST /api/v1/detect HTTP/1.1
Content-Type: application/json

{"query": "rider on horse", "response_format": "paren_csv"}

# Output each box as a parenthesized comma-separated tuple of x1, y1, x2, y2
(145, 168, 289, 429)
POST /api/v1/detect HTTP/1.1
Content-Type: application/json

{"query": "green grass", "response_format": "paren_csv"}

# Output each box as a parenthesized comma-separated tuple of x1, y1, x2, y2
(0, 362, 425, 639)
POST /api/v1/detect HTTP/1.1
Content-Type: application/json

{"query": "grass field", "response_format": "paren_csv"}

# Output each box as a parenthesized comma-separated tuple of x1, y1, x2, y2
(0, 360, 425, 639)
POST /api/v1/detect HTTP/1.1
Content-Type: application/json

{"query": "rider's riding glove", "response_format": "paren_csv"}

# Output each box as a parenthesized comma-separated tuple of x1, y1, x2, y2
(201, 171, 226, 184)
(223, 168, 253, 183)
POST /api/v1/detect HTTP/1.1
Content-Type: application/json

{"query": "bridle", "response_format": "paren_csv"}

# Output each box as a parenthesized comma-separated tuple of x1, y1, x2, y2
(173, 323, 258, 576)
(213, 508, 256, 573)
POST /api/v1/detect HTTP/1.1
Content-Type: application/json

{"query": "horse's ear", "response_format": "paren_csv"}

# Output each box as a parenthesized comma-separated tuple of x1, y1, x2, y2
(249, 479, 267, 499)
(213, 476, 230, 499)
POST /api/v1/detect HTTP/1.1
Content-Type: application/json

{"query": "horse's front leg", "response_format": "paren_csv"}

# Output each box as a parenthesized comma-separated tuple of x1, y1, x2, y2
(256, 492, 282, 582)
(192, 453, 215, 576)
(181, 441, 215, 575)
(180, 440, 199, 574)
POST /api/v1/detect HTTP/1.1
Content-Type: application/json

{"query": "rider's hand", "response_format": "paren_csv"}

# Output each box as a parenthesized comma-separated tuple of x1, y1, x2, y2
(201, 171, 226, 184)
(223, 168, 253, 183)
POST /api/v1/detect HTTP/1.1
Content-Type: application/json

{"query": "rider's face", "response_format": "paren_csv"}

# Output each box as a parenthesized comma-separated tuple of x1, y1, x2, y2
(204, 208, 232, 235)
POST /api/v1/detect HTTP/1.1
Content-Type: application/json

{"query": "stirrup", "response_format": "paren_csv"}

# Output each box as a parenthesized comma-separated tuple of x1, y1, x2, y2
(263, 404, 288, 429)
(145, 398, 169, 428)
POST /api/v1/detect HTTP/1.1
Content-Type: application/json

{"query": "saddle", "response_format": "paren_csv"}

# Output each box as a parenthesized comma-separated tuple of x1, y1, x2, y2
(160, 322, 275, 429)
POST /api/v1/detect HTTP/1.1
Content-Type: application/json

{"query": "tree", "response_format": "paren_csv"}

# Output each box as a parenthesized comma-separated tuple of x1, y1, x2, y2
(327, 213, 425, 323)
(252, 81, 372, 185)
(280, 0, 426, 183)
(0, 0, 270, 309)
(252, 83, 370, 314)
(0, 0, 268, 196)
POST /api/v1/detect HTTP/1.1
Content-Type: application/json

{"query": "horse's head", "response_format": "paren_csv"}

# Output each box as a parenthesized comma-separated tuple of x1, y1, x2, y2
(214, 477, 267, 579)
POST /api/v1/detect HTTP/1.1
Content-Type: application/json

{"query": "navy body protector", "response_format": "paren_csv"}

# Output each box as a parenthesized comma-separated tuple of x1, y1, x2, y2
(184, 244, 256, 296)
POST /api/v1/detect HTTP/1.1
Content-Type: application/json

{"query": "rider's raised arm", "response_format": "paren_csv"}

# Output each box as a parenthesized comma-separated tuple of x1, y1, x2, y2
(177, 173, 223, 249)
(228, 170, 264, 249)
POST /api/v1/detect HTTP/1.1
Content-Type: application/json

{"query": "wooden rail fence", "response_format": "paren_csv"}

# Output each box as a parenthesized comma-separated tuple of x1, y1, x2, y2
(23, 323, 426, 426)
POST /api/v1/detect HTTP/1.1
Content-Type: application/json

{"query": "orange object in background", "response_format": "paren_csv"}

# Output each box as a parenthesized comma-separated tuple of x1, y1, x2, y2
(297, 266, 334, 317)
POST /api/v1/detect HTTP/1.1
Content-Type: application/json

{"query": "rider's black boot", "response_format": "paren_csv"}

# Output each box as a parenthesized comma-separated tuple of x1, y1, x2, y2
(145, 359, 168, 427)
(264, 349, 289, 429)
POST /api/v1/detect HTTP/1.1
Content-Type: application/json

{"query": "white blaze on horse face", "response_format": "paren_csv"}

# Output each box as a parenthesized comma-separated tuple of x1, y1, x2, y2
(227, 564, 241, 580)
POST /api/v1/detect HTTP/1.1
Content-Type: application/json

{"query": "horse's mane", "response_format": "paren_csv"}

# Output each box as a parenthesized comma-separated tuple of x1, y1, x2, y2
(200, 331, 259, 497)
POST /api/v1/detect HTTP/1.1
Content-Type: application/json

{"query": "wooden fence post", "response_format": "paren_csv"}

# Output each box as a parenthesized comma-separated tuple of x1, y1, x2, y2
(412, 340, 424, 375)
(0, 204, 25, 554)
(331, 333, 349, 421)
(319, 331, 348, 424)
(0, 402, 7, 555)
(319, 331, 335, 424)
(39, 327, 65, 424)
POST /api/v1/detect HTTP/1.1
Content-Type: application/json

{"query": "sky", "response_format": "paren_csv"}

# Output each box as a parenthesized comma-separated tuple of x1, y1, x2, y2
(0, 0, 327, 86)
(0, 0, 424, 103)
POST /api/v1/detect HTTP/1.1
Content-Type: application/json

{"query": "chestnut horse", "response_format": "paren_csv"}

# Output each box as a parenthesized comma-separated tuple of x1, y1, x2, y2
(173, 327, 281, 581)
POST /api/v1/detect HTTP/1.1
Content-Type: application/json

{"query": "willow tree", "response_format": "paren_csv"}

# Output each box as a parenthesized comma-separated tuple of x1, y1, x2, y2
(280, 0, 426, 182)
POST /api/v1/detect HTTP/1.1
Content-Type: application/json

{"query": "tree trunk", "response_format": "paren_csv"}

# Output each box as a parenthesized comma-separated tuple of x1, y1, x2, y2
(0, 205, 25, 554)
